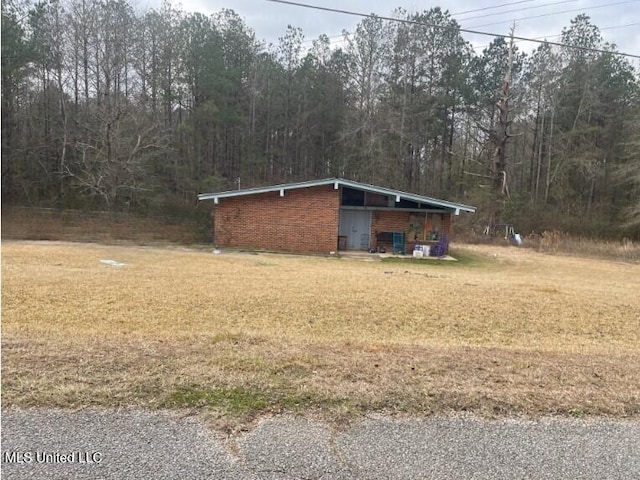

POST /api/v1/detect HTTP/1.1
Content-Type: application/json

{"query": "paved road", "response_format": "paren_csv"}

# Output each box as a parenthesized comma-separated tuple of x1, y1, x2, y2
(2, 410, 638, 479)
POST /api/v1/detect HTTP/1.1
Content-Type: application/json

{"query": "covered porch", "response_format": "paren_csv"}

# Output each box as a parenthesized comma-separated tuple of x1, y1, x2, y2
(337, 185, 458, 255)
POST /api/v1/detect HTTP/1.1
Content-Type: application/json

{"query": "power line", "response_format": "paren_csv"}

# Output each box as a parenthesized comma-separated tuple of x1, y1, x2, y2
(452, 0, 538, 16)
(302, 16, 638, 48)
(597, 22, 639, 32)
(457, 0, 580, 22)
(468, 0, 640, 29)
(265, 0, 640, 59)
(300, 1, 634, 46)
(305, 21, 640, 49)
(472, 22, 640, 50)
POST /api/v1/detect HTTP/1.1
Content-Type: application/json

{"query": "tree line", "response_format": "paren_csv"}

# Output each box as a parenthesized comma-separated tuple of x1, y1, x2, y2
(2, 0, 639, 237)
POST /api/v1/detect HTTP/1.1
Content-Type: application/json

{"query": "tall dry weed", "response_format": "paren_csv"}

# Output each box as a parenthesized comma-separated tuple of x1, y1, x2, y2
(533, 231, 640, 262)
(538, 230, 563, 253)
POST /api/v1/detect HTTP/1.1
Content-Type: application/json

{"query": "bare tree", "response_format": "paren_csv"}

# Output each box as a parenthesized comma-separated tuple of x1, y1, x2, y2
(65, 106, 168, 208)
(487, 29, 516, 230)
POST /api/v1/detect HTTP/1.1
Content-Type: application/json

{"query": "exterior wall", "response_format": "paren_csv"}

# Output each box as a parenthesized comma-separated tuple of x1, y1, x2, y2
(213, 185, 340, 253)
(371, 210, 411, 237)
(371, 210, 452, 250)
(442, 213, 452, 236)
(371, 210, 411, 251)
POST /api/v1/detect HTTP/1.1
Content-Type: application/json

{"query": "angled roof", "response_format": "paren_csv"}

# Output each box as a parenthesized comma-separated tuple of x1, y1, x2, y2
(198, 178, 476, 213)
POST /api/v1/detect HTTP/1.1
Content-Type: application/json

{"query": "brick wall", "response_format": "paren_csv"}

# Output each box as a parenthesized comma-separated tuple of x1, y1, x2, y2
(371, 210, 453, 250)
(371, 210, 411, 250)
(424, 213, 452, 238)
(442, 214, 452, 237)
(212, 185, 340, 253)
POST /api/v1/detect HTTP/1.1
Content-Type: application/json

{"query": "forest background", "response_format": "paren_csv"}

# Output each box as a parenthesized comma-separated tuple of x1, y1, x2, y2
(2, 0, 639, 238)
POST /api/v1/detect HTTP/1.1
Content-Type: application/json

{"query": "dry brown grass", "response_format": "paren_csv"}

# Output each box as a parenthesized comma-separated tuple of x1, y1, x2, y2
(2, 241, 639, 425)
(461, 229, 640, 263)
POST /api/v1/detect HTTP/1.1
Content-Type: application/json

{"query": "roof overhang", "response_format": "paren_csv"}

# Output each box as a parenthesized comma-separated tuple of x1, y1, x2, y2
(197, 178, 476, 213)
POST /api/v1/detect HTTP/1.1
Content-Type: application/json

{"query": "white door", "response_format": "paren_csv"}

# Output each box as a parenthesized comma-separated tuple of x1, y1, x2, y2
(339, 210, 371, 250)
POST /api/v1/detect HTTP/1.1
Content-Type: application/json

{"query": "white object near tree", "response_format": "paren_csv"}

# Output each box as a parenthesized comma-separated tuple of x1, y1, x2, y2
(514, 233, 523, 246)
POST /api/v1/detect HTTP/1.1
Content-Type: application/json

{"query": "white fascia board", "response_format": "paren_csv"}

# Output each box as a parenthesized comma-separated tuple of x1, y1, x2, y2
(197, 177, 476, 213)
(197, 178, 337, 201)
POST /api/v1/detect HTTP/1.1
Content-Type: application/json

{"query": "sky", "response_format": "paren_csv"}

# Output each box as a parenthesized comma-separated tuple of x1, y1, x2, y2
(147, 0, 640, 59)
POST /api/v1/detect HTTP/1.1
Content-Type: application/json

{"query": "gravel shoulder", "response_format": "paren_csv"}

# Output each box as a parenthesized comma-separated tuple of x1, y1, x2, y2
(2, 410, 639, 479)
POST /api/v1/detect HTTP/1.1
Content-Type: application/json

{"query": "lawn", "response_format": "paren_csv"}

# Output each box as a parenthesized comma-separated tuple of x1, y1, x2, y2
(2, 241, 639, 425)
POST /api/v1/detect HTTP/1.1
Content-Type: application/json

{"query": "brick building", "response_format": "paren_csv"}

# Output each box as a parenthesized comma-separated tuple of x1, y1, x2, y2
(198, 178, 476, 254)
